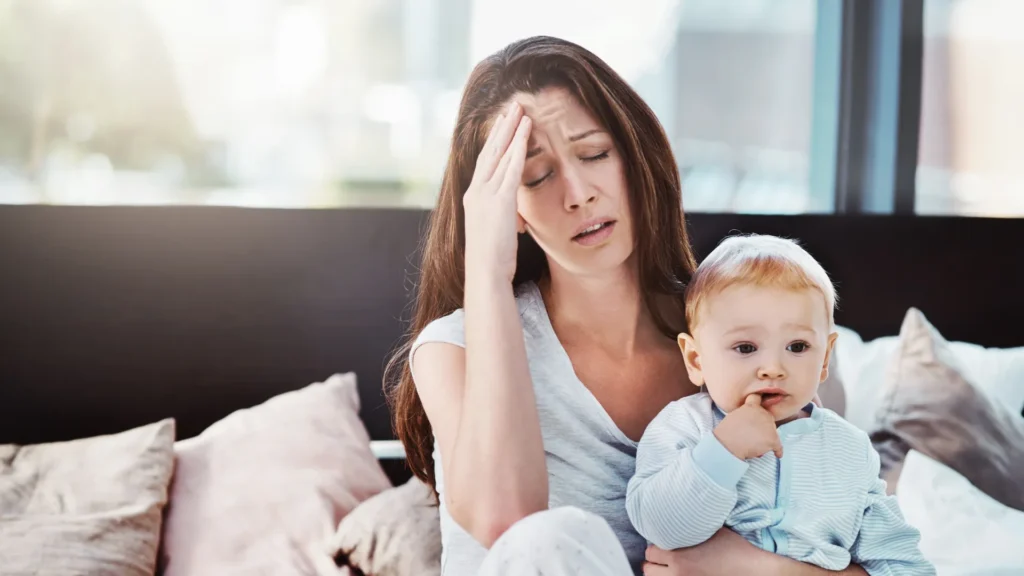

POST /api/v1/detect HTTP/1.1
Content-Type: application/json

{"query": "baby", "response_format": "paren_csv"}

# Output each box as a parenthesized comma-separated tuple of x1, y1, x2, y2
(625, 234, 934, 575)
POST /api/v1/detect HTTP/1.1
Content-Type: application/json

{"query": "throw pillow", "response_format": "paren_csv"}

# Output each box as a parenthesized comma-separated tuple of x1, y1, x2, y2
(871, 308, 1024, 510)
(159, 373, 392, 576)
(834, 323, 1024, 431)
(897, 450, 1024, 574)
(0, 419, 176, 576)
(329, 477, 441, 576)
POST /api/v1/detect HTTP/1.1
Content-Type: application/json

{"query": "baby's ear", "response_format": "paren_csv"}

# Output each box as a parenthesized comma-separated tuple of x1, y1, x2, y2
(819, 331, 839, 382)
(677, 333, 704, 387)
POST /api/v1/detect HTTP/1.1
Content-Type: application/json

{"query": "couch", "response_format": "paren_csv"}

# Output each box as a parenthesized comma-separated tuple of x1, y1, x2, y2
(2, 205, 1022, 574)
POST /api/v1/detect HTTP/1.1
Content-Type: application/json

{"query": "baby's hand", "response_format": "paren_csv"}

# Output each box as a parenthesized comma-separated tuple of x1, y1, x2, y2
(713, 394, 783, 460)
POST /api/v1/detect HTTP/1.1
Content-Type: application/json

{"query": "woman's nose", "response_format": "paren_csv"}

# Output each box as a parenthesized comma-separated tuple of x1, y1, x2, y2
(563, 167, 596, 210)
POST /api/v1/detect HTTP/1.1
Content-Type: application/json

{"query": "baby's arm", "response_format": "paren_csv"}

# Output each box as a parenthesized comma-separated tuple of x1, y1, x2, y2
(625, 398, 749, 550)
(849, 441, 935, 576)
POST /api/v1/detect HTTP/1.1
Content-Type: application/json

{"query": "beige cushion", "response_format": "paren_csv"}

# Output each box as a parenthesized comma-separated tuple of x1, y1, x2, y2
(872, 308, 1024, 510)
(0, 419, 176, 576)
(159, 373, 392, 576)
(329, 477, 441, 576)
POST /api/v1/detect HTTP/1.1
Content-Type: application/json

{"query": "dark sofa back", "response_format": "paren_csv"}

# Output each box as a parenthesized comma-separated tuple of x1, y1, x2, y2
(2, 206, 1021, 451)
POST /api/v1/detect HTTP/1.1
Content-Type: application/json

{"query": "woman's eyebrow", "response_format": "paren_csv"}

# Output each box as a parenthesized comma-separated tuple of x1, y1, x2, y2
(569, 129, 604, 142)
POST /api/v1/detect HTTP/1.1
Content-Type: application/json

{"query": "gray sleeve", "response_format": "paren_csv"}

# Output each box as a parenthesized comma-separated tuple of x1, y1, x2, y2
(408, 308, 466, 381)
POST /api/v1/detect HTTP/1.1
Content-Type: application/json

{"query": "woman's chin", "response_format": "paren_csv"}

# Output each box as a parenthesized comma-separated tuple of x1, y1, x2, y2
(549, 241, 635, 278)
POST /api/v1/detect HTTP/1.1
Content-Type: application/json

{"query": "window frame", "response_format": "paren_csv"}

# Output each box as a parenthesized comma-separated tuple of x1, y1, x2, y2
(812, 0, 925, 215)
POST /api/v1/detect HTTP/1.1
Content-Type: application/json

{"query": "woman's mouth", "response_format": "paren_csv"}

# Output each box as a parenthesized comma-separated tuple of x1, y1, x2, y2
(572, 221, 616, 246)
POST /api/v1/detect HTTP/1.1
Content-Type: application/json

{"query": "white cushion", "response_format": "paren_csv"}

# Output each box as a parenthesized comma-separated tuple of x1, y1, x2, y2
(833, 323, 1024, 432)
(897, 450, 1024, 575)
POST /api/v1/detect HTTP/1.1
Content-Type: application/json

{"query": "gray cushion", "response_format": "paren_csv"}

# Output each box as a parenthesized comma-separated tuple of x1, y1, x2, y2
(0, 419, 176, 576)
(871, 308, 1024, 511)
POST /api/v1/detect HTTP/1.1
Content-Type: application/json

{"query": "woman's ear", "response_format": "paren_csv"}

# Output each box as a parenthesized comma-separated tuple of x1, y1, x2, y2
(819, 331, 839, 383)
(677, 333, 704, 387)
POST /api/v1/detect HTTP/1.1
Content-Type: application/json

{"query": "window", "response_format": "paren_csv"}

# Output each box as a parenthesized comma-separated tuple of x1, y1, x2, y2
(0, 0, 829, 213)
(671, 0, 825, 214)
(2, 1, 1016, 216)
(917, 0, 1024, 216)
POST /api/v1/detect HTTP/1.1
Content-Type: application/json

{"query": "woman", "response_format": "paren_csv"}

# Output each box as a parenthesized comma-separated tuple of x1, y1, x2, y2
(385, 36, 868, 576)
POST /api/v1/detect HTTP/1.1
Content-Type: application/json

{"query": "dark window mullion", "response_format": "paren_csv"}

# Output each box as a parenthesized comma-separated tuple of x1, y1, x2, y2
(832, 0, 924, 215)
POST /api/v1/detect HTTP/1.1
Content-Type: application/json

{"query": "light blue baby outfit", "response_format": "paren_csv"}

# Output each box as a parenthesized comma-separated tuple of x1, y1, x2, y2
(626, 392, 935, 576)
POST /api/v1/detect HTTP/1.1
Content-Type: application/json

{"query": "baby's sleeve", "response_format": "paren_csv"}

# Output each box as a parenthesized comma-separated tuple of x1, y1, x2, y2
(625, 396, 749, 550)
(849, 441, 936, 576)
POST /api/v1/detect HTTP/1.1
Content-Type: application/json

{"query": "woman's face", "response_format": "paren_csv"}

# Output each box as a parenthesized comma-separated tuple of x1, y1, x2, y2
(510, 87, 635, 278)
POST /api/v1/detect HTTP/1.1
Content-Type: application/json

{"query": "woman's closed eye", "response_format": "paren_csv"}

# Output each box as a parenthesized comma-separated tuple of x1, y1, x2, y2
(523, 151, 610, 188)
(524, 172, 551, 188)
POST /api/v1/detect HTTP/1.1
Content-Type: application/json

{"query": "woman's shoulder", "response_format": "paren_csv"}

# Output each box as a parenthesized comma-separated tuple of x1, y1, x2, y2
(411, 281, 543, 352)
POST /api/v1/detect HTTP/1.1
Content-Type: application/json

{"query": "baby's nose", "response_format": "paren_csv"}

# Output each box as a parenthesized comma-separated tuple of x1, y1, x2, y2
(757, 365, 786, 380)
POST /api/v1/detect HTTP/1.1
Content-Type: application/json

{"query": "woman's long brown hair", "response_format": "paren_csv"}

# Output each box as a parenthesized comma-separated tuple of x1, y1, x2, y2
(383, 36, 697, 491)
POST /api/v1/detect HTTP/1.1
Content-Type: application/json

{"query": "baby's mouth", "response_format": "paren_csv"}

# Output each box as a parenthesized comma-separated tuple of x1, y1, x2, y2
(760, 392, 787, 407)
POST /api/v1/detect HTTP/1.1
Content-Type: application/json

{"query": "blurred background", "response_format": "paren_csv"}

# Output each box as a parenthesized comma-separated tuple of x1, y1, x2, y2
(0, 0, 1020, 216)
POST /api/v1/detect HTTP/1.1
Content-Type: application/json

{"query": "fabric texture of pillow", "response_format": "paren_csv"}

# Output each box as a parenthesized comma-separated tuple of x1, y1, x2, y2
(0, 419, 176, 576)
(159, 373, 392, 576)
(871, 308, 1024, 510)
(897, 450, 1024, 575)
(836, 323, 1024, 432)
(329, 477, 441, 576)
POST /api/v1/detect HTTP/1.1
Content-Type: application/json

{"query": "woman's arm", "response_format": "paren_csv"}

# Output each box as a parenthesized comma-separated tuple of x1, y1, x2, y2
(412, 104, 546, 549)
(411, 277, 547, 549)
(646, 529, 869, 575)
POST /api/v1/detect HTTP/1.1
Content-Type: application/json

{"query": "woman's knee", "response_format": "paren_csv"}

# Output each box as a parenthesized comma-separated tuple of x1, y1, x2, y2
(500, 507, 611, 544)
(482, 507, 629, 574)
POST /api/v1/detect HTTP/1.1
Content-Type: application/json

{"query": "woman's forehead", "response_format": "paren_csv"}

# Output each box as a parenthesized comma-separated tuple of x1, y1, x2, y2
(511, 88, 599, 131)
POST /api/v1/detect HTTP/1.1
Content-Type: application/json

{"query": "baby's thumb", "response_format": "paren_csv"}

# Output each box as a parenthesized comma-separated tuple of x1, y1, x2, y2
(773, 436, 784, 459)
(744, 393, 762, 408)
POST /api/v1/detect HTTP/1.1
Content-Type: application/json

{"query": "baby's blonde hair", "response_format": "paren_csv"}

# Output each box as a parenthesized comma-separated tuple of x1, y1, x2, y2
(685, 234, 837, 330)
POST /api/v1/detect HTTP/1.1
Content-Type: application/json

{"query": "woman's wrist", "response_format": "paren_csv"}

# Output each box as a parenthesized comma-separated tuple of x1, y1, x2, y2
(464, 267, 514, 296)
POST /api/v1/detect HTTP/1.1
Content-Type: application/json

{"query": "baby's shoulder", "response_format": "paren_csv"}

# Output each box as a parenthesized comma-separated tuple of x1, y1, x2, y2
(663, 390, 715, 417)
(815, 407, 875, 465)
(645, 392, 717, 437)
(818, 407, 870, 442)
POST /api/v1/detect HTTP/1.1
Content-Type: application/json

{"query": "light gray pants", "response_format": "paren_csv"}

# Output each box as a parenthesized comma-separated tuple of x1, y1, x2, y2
(478, 507, 634, 576)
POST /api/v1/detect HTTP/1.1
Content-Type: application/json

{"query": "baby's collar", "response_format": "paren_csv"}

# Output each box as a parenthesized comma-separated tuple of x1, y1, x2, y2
(711, 401, 823, 438)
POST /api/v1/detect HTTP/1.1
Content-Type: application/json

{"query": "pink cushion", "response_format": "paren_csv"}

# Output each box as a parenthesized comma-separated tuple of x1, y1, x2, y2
(159, 373, 392, 575)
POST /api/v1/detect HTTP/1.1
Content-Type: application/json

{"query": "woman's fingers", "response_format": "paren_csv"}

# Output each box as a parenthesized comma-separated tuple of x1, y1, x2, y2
(644, 545, 671, 566)
(471, 113, 503, 182)
(495, 116, 532, 194)
(475, 101, 523, 182)
(642, 561, 671, 575)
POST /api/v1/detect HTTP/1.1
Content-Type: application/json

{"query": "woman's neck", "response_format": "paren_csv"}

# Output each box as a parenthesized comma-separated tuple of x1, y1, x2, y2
(539, 259, 664, 359)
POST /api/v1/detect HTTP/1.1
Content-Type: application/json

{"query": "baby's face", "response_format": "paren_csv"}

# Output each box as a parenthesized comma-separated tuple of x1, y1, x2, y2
(684, 284, 837, 422)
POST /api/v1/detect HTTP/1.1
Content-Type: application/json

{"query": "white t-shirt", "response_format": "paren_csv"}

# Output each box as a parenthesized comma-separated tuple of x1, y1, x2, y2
(410, 281, 646, 575)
